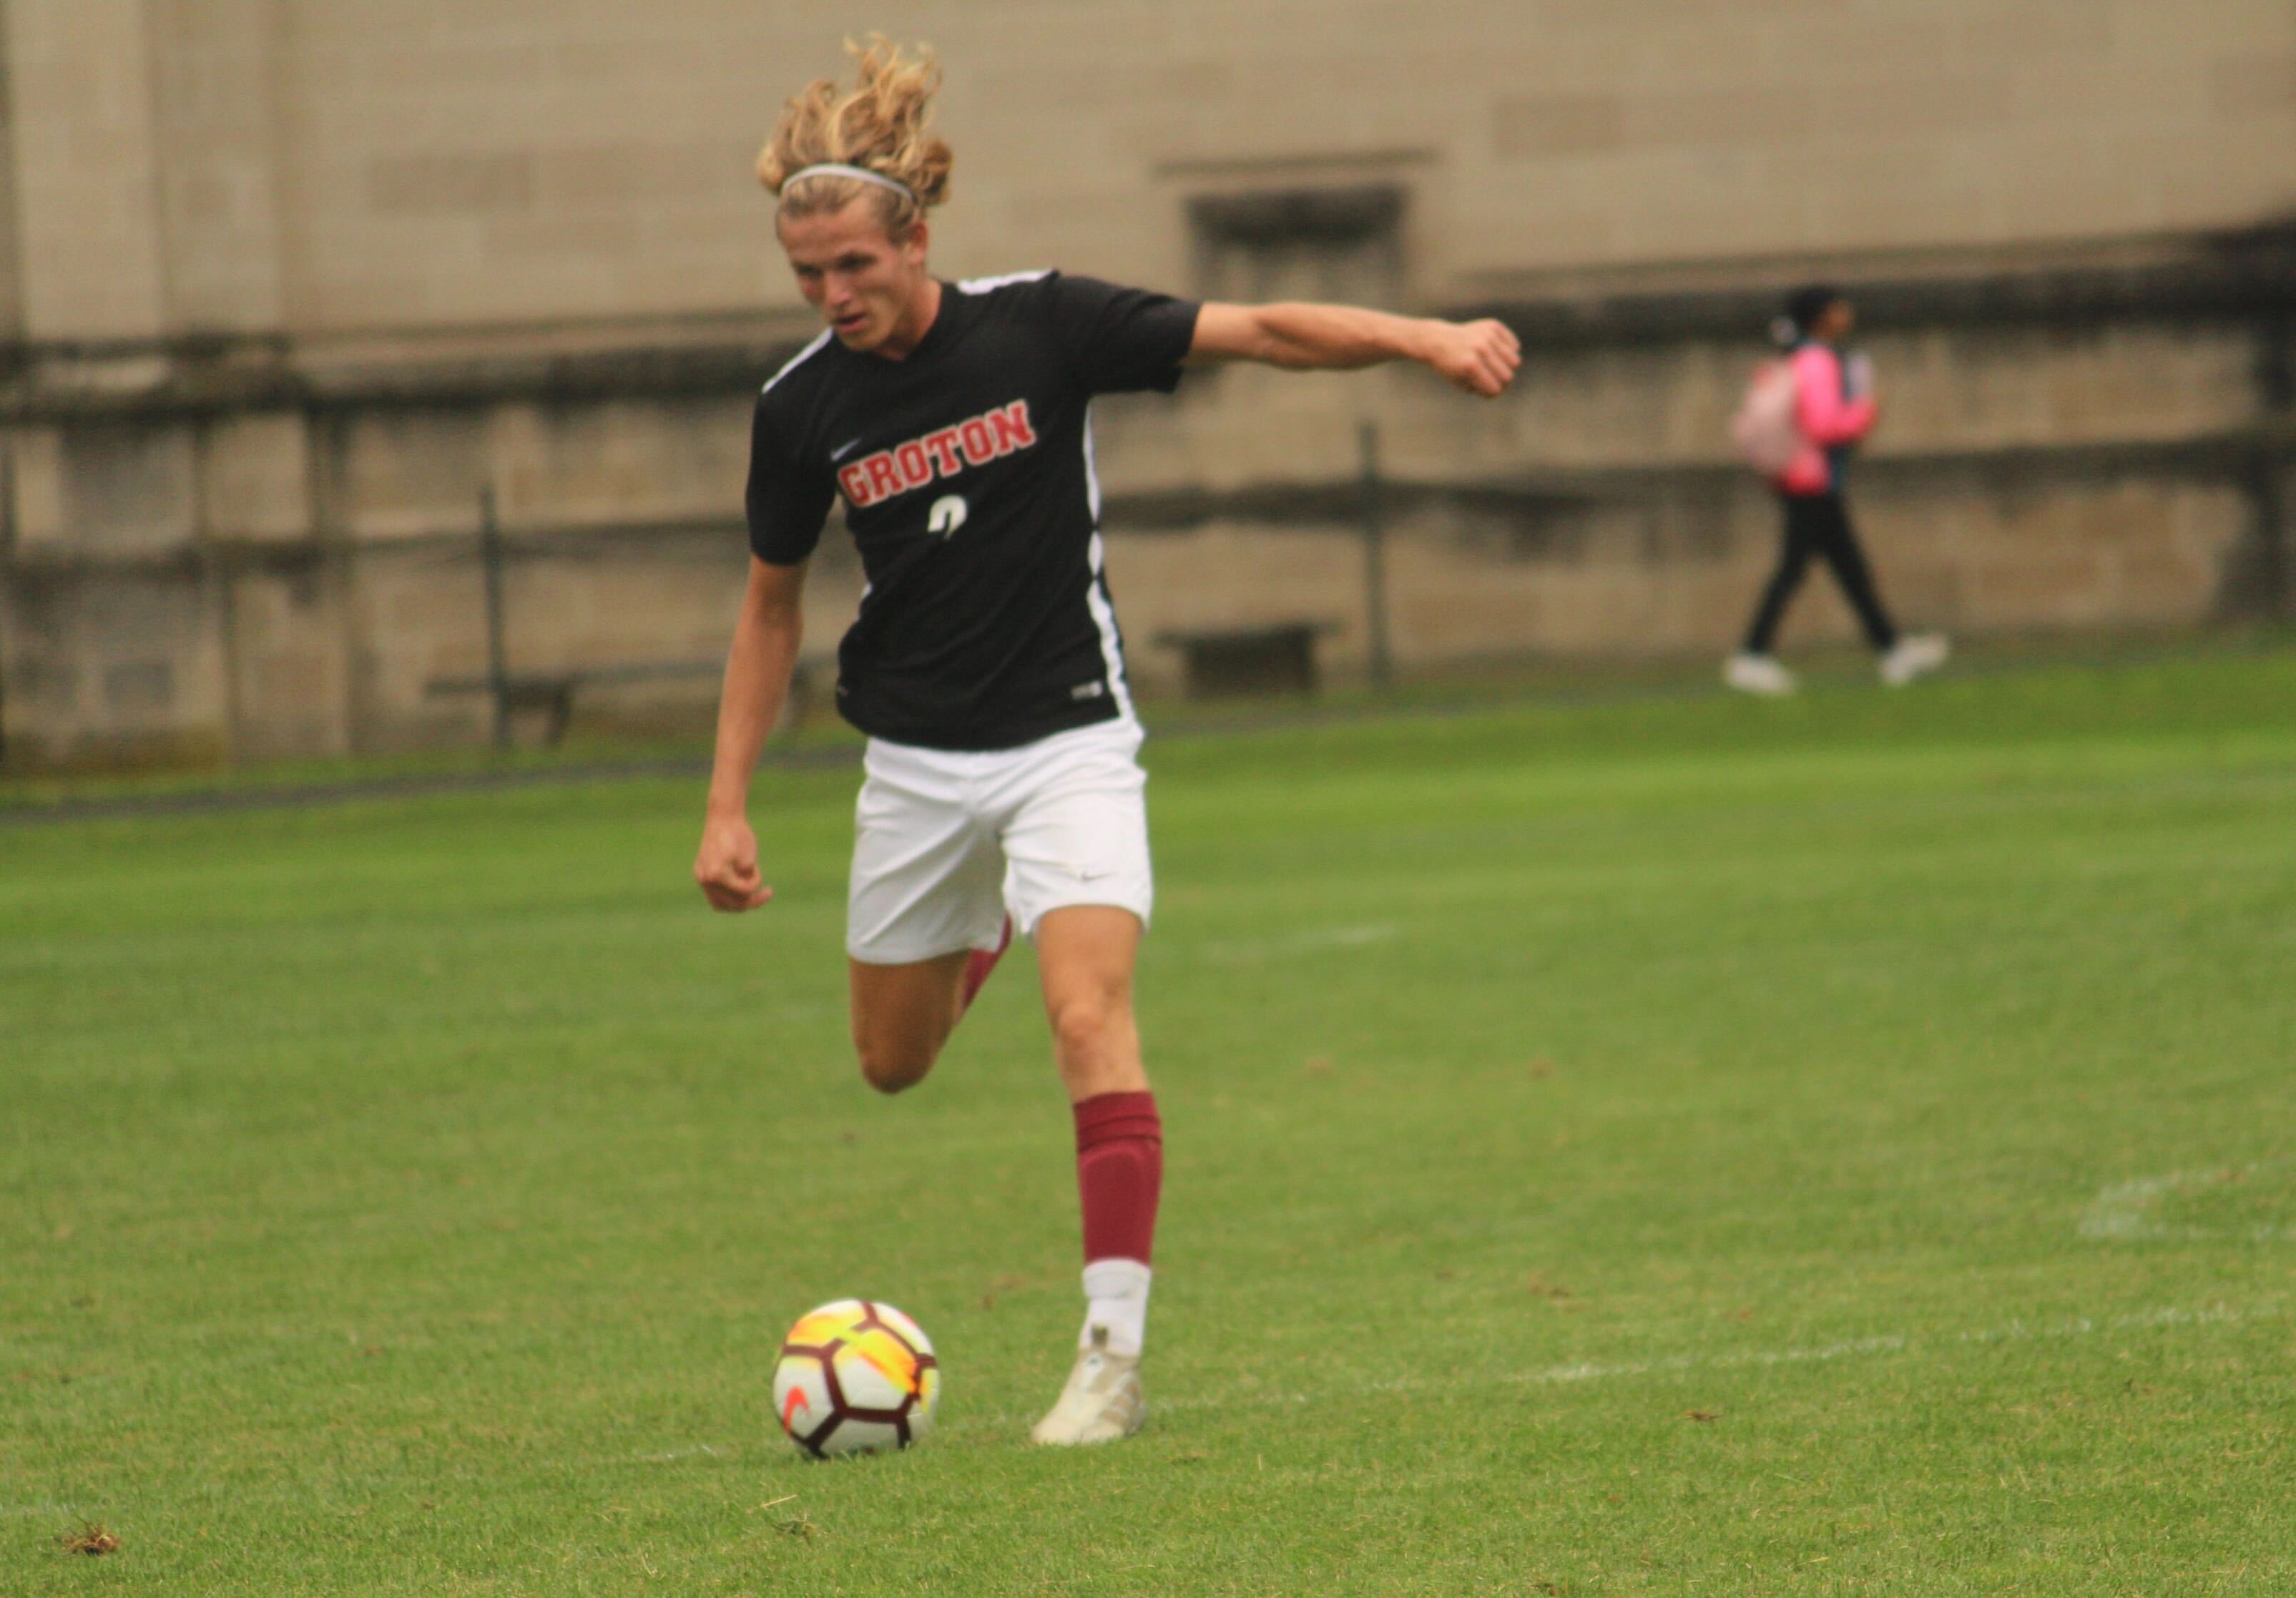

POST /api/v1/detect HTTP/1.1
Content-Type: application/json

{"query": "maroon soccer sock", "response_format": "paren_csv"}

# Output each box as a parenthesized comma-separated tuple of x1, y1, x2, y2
(959, 915, 1014, 1012)
(1072, 1089, 1162, 1265)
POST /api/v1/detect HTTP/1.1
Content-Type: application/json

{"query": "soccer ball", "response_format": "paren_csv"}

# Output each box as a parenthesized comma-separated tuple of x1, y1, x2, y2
(772, 1299, 941, 1458)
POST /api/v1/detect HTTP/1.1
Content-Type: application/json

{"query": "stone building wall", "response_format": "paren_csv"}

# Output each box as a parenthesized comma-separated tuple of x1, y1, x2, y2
(2, 0, 2294, 767)
(39, 0, 2290, 336)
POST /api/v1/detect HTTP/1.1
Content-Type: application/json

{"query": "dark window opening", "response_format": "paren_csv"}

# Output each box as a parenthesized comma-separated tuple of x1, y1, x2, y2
(1187, 183, 1407, 306)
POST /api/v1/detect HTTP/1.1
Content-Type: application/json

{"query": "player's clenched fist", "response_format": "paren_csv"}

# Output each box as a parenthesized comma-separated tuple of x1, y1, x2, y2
(1427, 318, 1521, 398)
(695, 813, 772, 912)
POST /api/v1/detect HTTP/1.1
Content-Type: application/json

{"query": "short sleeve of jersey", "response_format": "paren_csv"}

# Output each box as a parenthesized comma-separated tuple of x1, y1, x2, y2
(1042, 273, 1201, 396)
(745, 392, 835, 566)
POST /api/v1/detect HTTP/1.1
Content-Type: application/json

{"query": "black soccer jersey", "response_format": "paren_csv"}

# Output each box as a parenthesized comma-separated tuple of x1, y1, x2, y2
(745, 271, 1201, 751)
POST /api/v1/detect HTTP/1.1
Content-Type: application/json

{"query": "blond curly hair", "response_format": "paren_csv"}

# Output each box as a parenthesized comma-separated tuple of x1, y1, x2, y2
(757, 35, 953, 235)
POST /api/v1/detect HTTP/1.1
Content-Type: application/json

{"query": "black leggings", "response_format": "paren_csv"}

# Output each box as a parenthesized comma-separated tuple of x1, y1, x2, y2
(1742, 491, 1898, 655)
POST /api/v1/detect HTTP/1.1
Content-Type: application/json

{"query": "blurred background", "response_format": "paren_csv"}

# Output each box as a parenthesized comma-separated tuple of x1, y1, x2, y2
(1, 0, 2291, 770)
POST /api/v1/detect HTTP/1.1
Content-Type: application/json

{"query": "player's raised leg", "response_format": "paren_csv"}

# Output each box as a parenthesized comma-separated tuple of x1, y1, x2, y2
(1030, 905, 1157, 1445)
(848, 954, 971, 1094)
(843, 738, 1011, 1094)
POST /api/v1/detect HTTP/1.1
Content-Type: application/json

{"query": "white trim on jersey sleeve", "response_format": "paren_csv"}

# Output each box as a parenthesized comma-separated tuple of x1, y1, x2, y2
(760, 328, 834, 394)
(956, 268, 1053, 295)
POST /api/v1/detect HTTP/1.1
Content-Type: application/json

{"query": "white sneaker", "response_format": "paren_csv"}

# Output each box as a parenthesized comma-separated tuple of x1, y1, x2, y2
(1029, 1328, 1145, 1446)
(1724, 652, 1797, 696)
(1879, 634, 1950, 686)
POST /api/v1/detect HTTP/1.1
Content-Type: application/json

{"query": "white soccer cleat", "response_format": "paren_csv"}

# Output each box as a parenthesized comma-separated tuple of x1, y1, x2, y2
(1880, 633, 1950, 686)
(1724, 652, 1798, 697)
(1029, 1328, 1145, 1446)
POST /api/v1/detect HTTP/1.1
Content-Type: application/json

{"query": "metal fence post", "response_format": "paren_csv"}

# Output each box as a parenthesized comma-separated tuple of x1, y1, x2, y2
(479, 487, 511, 750)
(1358, 421, 1395, 690)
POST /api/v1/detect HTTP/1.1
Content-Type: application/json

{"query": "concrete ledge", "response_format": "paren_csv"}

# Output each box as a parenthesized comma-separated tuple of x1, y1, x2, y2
(0, 313, 820, 423)
(1462, 225, 2296, 350)
(1100, 423, 2292, 532)
(2, 230, 2289, 423)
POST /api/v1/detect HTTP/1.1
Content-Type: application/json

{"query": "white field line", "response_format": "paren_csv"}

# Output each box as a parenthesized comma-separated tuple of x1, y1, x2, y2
(1195, 923, 1399, 965)
(1144, 1303, 2270, 1419)
(625, 1300, 2282, 1459)
(906, 1298, 2284, 1437)
(2079, 1162, 2290, 1242)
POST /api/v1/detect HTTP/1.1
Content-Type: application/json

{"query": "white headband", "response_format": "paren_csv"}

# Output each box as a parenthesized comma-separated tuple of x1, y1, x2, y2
(782, 163, 917, 203)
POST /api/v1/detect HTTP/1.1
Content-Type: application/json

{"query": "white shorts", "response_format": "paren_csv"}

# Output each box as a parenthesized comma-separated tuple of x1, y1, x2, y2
(845, 718, 1154, 965)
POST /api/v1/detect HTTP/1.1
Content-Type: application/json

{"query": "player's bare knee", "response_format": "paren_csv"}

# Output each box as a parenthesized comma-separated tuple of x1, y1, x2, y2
(1047, 990, 1126, 1068)
(852, 1020, 943, 1094)
(856, 1041, 933, 1094)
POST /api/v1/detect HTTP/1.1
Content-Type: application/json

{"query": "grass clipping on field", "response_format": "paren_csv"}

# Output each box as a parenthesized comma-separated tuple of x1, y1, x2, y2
(60, 1522, 120, 1555)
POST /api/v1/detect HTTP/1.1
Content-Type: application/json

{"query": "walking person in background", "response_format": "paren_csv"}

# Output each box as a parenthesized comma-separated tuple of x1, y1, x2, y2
(1726, 285, 1947, 695)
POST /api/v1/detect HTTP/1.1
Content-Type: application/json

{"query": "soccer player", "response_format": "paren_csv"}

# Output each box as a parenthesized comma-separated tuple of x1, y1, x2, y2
(694, 38, 1521, 1445)
(1726, 285, 1948, 695)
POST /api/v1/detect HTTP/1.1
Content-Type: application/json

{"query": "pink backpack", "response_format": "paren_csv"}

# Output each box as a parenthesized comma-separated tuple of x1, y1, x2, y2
(1731, 358, 1802, 475)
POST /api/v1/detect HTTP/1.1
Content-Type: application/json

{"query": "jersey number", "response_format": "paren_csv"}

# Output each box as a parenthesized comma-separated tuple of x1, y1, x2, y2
(928, 495, 968, 539)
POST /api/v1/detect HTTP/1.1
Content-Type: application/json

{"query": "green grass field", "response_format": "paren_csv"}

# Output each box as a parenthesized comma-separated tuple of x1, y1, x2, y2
(6, 647, 2293, 1594)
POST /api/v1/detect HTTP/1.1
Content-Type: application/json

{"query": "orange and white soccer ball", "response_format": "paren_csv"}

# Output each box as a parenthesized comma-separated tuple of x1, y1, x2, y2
(772, 1299, 941, 1458)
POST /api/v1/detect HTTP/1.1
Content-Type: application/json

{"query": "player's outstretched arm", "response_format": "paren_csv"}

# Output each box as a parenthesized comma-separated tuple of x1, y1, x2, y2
(1187, 302, 1522, 397)
(695, 556, 808, 913)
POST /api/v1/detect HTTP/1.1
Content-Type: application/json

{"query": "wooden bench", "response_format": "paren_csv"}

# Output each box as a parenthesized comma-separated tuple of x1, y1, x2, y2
(1152, 622, 1338, 699)
(426, 655, 834, 747)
